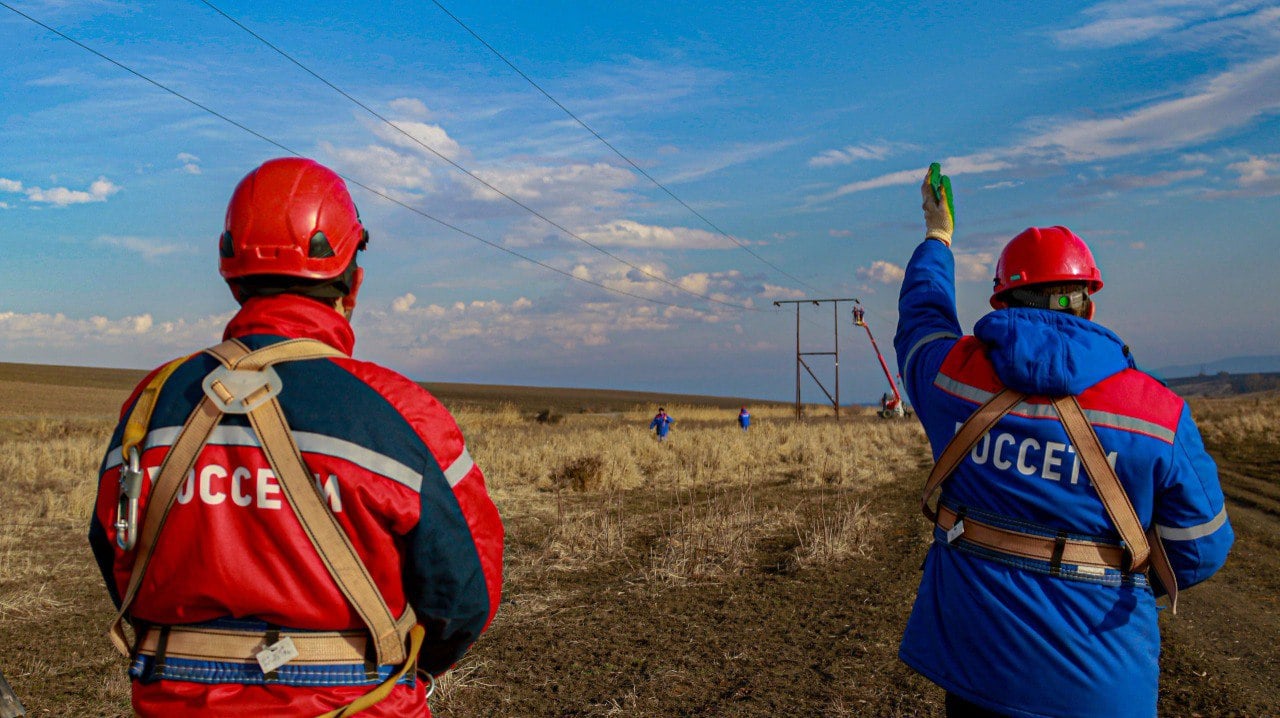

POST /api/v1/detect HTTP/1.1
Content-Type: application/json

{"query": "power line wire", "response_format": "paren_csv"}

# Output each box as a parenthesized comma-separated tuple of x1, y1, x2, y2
(427, 0, 830, 296)
(0, 1, 718, 311)
(197, 0, 762, 314)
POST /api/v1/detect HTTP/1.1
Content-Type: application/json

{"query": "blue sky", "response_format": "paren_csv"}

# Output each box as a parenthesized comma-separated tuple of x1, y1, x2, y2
(1, 0, 1278, 402)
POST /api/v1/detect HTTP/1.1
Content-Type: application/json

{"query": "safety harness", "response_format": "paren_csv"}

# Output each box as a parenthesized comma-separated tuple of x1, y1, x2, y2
(108, 338, 427, 717)
(923, 389, 1180, 612)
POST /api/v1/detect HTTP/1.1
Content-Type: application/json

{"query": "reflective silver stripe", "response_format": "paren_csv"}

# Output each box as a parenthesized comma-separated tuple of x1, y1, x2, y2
(443, 446, 475, 488)
(104, 427, 473, 492)
(902, 331, 959, 394)
(1156, 507, 1228, 541)
(1082, 409, 1176, 443)
(933, 375, 1177, 443)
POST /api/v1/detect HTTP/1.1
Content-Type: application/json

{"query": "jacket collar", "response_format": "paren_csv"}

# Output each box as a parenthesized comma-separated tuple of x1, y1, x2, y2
(223, 294, 355, 355)
(973, 308, 1133, 396)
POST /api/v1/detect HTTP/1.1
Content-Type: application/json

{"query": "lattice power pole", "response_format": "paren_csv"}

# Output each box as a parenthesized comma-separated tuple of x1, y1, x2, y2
(774, 298, 858, 420)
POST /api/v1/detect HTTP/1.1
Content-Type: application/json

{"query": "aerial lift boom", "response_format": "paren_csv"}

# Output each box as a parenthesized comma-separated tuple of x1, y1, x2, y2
(852, 302, 908, 418)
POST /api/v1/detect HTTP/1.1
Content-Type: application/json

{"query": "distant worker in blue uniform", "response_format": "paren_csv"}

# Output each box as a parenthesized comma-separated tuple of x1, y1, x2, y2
(894, 165, 1233, 718)
(649, 407, 675, 442)
(737, 406, 751, 431)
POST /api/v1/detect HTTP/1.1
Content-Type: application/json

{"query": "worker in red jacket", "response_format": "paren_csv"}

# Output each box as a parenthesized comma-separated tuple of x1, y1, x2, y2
(89, 157, 504, 717)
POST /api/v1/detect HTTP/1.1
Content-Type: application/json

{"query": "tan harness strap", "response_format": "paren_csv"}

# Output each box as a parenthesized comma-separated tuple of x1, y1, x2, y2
(935, 505, 1126, 570)
(134, 609, 418, 665)
(109, 395, 224, 656)
(1051, 396, 1179, 611)
(110, 338, 415, 663)
(921, 388, 1026, 522)
(246, 390, 408, 666)
(1050, 396, 1149, 571)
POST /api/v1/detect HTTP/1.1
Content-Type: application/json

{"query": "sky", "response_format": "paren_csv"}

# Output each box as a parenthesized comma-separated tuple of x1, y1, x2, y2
(1, 0, 1278, 403)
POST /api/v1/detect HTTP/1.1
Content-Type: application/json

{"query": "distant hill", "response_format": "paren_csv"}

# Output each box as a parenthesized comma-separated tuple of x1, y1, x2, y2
(0, 361, 781, 417)
(1164, 371, 1280, 398)
(1156, 355, 1280, 379)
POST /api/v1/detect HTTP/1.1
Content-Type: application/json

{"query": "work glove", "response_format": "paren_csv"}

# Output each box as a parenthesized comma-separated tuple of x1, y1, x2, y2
(921, 165, 954, 246)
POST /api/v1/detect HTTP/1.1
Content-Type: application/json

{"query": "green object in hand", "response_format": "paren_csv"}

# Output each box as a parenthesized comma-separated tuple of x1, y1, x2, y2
(928, 162, 955, 223)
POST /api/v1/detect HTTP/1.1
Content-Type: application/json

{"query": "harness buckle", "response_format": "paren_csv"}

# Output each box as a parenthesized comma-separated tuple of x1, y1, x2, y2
(201, 365, 283, 414)
(114, 446, 143, 550)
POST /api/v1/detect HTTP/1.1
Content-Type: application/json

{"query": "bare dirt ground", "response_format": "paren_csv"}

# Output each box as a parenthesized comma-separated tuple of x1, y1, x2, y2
(0, 365, 1276, 717)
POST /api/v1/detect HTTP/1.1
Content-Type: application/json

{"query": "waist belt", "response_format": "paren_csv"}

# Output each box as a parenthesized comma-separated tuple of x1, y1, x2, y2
(936, 505, 1126, 574)
(135, 610, 418, 667)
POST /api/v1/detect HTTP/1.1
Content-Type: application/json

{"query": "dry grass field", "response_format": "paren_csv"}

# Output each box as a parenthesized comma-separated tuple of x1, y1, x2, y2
(0, 363, 1277, 716)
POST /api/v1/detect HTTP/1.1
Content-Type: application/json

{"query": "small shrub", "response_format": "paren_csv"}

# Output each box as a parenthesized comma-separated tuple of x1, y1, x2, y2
(550, 456, 604, 492)
(535, 408, 564, 424)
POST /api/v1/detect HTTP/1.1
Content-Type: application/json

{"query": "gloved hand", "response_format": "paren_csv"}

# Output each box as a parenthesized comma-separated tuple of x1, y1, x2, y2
(921, 165, 954, 246)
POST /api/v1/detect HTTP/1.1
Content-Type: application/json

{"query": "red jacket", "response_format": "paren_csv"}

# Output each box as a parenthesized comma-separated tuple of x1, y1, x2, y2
(89, 294, 503, 717)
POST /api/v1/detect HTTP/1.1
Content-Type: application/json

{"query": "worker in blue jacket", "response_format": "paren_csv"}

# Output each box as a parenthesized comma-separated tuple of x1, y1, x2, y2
(895, 166, 1233, 718)
(649, 407, 675, 442)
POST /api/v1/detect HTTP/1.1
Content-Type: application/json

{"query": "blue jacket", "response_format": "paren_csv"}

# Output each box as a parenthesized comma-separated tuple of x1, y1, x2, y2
(738, 410, 751, 429)
(894, 239, 1232, 718)
(650, 412, 674, 437)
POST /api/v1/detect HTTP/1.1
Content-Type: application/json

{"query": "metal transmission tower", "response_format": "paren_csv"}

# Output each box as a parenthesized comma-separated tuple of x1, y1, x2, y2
(774, 298, 859, 420)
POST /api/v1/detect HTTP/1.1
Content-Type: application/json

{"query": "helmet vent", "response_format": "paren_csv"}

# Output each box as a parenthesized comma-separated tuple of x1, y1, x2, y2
(219, 231, 235, 258)
(308, 231, 336, 258)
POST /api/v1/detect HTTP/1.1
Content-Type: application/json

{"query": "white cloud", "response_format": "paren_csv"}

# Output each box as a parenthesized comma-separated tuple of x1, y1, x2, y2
(0, 309, 231, 354)
(1054, 16, 1182, 48)
(2, 176, 120, 207)
(1064, 168, 1205, 197)
(95, 235, 188, 262)
(662, 138, 801, 184)
(373, 119, 463, 160)
(857, 261, 905, 284)
(470, 162, 637, 227)
(828, 229, 853, 238)
(322, 141, 437, 197)
(391, 292, 417, 312)
(1211, 154, 1280, 196)
(1054, 2, 1280, 50)
(807, 52, 1280, 204)
(576, 219, 730, 249)
(983, 180, 1022, 190)
(388, 97, 430, 118)
(954, 252, 995, 282)
(177, 152, 201, 175)
(1228, 155, 1275, 185)
(808, 141, 913, 168)
(761, 283, 806, 300)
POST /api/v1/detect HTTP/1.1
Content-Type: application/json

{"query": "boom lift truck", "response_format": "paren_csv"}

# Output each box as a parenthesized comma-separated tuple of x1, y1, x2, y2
(852, 302, 911, 418)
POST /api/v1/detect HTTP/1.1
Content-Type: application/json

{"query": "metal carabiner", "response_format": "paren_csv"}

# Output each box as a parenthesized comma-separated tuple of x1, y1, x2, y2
(114, 446, 143, 551)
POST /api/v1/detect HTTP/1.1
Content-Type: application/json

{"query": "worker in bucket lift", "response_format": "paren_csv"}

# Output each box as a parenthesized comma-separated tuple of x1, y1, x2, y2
(88, 157, 503, 717)
(738, 406, 751, 431)
(650, 407, 675, 441)
(894, 165, 1232, 718)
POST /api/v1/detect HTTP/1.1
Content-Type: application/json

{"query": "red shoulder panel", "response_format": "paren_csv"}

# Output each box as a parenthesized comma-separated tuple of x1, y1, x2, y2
(1077, 368, 1184, 434)
(937, 336, 1002, 393)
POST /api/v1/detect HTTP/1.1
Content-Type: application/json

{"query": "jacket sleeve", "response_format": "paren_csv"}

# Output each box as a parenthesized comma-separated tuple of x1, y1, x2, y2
(402, 442, 503, 675)
(1152, 404, 1233, 591)
(894, 239, 963, 415)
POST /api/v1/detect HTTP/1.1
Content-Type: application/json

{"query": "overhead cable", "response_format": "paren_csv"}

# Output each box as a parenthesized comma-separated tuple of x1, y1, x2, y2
(428, 0, 829, 296)
(198, 0, 762, 313)
(0, 1, 721, 311)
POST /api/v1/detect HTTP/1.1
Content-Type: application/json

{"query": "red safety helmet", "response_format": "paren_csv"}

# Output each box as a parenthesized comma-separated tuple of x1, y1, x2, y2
(220, 158, 367, 281)
(990, 226, 1103, 309)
